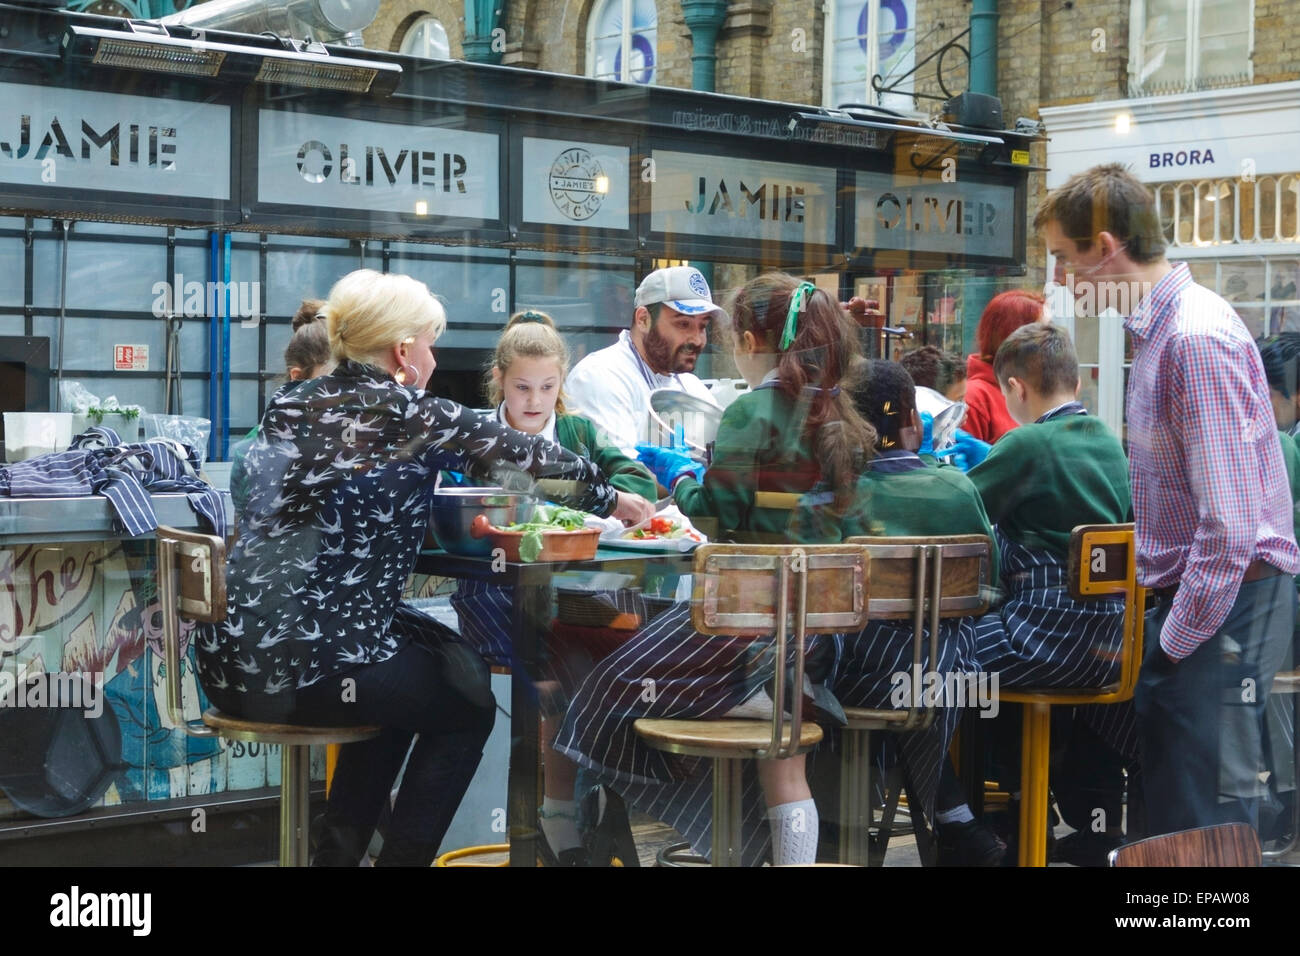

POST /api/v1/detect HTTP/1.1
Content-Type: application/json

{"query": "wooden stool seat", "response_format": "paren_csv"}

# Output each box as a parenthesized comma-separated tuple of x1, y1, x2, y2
(202, 708, 380, 746)
(1110, 822, 1261, 867)
(635, 718, 823, 759)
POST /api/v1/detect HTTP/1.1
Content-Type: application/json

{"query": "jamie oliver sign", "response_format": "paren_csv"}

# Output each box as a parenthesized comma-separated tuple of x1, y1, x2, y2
(258, 110, 499, 219)
(0, 82, 229, 199)
(522, 137, 629, 230)
(854, 171, 1014, 259)
(650, 150, 836, 246)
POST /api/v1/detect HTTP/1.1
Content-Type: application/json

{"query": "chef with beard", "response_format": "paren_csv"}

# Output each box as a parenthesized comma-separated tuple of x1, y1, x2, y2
(566, 266, 724, 458)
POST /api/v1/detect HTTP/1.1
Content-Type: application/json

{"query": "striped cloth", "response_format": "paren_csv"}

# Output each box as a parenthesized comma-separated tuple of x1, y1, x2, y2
(974, 531, 1126, 691)
(553, 602, 837, 867)
(0, 425, 226, 537)
(829, 615, 981, 821)
(451, 579, 644, 711)
(974, 530, 1139, 766)
(1125, 262, 1300, 659)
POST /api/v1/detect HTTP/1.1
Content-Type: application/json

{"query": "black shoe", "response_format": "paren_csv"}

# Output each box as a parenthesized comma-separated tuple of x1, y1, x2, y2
(936, 819, 1007, 866)
(580, 785, 640, 867)
(537, 827, 590, 867)
(1051, 829, 1123, 867)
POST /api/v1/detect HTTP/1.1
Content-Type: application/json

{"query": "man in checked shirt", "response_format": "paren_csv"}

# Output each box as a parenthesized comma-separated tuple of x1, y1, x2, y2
(1035, 163, 1300, 837)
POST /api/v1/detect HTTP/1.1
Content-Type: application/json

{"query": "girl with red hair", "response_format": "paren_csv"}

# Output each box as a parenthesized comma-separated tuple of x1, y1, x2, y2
(964, 290, 1049, 443)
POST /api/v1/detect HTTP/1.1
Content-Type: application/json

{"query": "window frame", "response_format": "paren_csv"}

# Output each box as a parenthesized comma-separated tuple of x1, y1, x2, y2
(1128, 0, 1254, 96)
(398, 15, 451, 61)
(585, 0, 658, 86)
(821, 0, 922, 114)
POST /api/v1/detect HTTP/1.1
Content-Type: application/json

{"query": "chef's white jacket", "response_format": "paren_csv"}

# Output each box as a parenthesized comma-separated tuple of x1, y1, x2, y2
(565, 330, 719, 457)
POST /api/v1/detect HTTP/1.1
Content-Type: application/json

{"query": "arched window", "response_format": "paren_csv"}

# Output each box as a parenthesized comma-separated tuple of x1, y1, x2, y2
(586, 0, 657, 85)
(400, 15, 451, 60)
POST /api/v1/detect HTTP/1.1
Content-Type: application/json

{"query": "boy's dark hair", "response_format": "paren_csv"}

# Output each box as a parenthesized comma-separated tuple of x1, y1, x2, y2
(1258, 333, 1300, 397)
(852, 360, 916, 451)
(1032, 163, 1165, 263)
(994, 323, 1079, 397)
(900, 345, 964, 392)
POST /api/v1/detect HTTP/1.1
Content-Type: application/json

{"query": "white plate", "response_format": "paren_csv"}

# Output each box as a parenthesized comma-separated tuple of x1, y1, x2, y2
(601, 533, 703, 553)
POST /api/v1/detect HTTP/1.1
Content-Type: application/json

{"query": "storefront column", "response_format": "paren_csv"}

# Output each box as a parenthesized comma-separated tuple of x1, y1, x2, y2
(463, 0, 506, 64)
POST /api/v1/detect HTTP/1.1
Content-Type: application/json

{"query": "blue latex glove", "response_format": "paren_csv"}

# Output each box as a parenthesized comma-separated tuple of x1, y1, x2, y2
(918, 412, 935, 457)
(636, 443, 705, 488)
(947, 429, 991, 472)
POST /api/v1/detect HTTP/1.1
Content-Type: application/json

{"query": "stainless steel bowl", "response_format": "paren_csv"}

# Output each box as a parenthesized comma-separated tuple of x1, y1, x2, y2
(428, 487, 537, 556)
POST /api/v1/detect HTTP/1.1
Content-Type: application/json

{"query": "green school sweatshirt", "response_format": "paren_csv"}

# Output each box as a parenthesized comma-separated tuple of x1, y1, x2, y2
(967, 414, 1131, 561)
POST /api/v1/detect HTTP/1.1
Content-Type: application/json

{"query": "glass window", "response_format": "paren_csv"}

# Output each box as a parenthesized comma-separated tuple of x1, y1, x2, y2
(1131, 0, 1251, 96)
(586, 0, 657, 85)
(825, 0, 918, 113)
(399, 15, 451, 60)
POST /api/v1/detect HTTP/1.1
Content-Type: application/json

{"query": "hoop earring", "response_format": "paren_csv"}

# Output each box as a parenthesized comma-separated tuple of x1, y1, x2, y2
(394, 363, 420, 386)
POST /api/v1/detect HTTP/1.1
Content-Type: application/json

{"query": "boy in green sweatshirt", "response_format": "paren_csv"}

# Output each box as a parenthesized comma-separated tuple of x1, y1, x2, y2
(966, 322, 1135, 864)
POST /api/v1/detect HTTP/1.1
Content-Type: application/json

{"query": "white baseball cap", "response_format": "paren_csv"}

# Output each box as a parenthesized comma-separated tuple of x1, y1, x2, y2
(634, 266, 725, 318)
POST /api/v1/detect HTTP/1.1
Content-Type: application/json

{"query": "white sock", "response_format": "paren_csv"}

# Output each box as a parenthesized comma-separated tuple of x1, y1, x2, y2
(767, 799, 819, 865)
(936, 804, 974, 826)
(540, 797, 582, 851)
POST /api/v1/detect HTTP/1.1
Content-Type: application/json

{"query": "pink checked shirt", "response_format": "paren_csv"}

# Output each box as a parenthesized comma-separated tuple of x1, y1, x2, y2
(1125, 262, 1300, 659)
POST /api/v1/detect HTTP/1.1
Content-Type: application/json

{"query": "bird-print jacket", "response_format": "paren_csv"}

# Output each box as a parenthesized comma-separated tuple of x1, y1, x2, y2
(196, 359, 618, 699)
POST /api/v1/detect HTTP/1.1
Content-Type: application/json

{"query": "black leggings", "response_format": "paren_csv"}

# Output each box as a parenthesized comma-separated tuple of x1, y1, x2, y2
(206, 605, 495, 866)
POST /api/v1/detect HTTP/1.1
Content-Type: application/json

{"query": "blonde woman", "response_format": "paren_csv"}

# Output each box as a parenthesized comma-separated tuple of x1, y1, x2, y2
(195, 270, 639, 866)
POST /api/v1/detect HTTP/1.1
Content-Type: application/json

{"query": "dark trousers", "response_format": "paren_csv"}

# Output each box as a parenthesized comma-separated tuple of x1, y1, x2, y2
(1135, 574, 1296, 836)
(208, 606, 495, 866)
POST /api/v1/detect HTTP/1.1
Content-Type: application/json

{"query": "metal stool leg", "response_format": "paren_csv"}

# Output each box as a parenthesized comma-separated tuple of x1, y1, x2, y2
(711, 758, 744, 866)
(281, 744, 311, 867)
(839, 729, 873, 865)
(1018, 702, 1052, 867)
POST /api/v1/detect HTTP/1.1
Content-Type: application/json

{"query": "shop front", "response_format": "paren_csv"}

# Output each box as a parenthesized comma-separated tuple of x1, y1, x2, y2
(0, 0, 1034, 862)
(1041, 81, 1300, 439)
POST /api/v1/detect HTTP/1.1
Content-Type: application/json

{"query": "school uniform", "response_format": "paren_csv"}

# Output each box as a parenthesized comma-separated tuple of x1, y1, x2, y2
(451, 407, 656, 672)
(554, 381, 840, 866)
(967, 403, 1132, 691)
(966, 403, 1139, 818)
(672, 374, 824, 542)
(795, 451, 999, 821)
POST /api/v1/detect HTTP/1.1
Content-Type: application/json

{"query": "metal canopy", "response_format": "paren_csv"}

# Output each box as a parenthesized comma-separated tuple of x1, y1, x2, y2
(0, 2, 1034, 273)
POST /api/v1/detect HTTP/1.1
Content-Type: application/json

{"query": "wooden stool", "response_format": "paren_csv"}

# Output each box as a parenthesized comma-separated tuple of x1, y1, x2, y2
(839, 535, 995, 866)
(1110, 821, 1261, 867)
(999, 524, 1146, 867)
(157, 525, 380, 867)
(634, 543, 871, 866)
